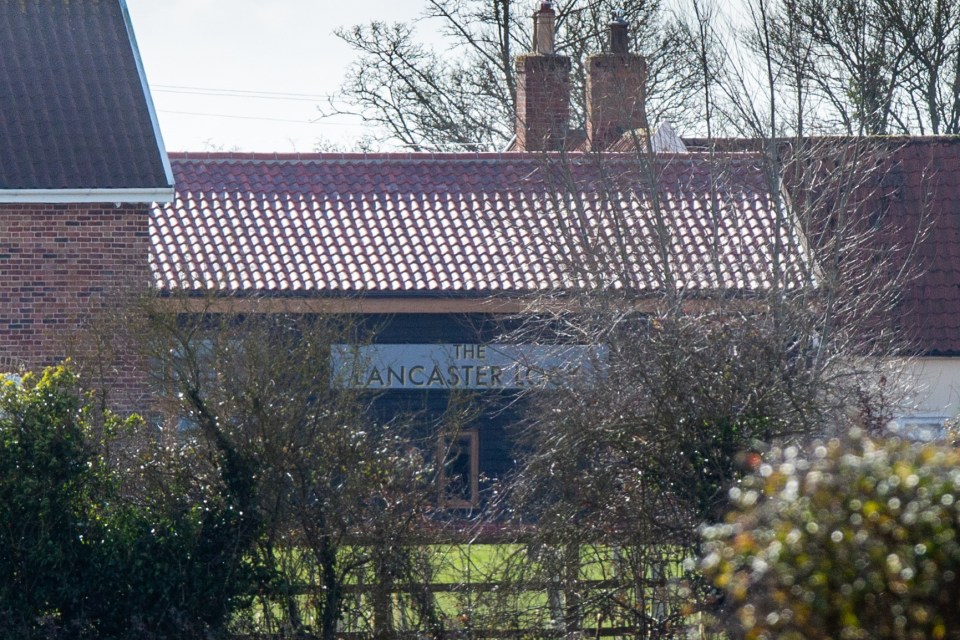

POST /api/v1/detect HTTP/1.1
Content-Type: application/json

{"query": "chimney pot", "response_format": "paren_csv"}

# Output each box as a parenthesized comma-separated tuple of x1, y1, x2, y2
(532, 1, 556, 54)
(609, 10, 629, 55)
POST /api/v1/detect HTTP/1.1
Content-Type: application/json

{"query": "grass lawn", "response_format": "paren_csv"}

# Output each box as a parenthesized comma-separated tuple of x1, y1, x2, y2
(241, 543, 701, 637)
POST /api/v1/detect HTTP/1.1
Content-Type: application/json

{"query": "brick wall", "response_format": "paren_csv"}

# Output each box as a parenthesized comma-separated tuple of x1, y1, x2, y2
(0, 203, 151, 408)
(586, 52, 647, 151)
(515, 53, 571, 152)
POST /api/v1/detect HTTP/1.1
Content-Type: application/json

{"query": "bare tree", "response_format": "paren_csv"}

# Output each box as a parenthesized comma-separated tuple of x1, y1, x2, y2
(473, 4, 931, 627)
(131, 301, 448, 639)
(328, 0, 960, 146)
(877, 0, 960, 134)
(475, 144, 927, 639)
(329, 0, 701, 150)
(746, 0, 960, 135)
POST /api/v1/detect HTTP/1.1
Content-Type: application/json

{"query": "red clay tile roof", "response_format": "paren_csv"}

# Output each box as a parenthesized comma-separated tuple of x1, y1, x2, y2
(0, 0, 171, 191)
(151, 152, 809, 298)
(672, 136, 960, 356)
(880, 138, 960, 355)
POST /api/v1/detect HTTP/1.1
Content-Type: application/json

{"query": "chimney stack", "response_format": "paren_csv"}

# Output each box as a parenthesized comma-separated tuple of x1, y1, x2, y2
(586, 10, 647, 151)
(515, 1, 571, 152)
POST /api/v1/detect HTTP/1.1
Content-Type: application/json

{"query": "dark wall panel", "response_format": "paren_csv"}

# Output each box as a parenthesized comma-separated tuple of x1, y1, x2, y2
(361, 313, 528, 502)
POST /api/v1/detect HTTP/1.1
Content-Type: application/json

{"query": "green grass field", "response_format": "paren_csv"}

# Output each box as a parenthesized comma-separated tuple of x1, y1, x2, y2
(239, 543, 702, 638)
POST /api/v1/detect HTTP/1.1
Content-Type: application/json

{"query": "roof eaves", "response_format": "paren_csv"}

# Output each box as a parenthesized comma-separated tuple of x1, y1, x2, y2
(0, 188, 175, 204)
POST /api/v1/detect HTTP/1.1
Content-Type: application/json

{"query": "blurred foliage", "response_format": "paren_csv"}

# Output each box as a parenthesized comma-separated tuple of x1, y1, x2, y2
(702, 430, 960, 639)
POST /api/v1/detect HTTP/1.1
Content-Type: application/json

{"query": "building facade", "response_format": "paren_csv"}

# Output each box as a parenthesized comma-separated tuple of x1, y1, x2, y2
(3, 1, 960, 500)
(0, 0, 172, 404)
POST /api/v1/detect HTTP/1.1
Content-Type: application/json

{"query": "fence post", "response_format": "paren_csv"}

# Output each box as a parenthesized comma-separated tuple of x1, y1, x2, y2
(372, 553, 395, 639)
(564, 542, 582, 636)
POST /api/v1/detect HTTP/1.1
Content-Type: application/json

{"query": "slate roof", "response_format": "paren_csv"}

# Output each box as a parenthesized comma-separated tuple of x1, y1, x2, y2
(0, 0, 171, 192)
(151, 152, 810, 297)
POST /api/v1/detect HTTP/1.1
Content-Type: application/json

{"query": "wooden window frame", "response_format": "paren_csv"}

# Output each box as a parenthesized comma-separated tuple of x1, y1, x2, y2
(438, 429, 479, 508)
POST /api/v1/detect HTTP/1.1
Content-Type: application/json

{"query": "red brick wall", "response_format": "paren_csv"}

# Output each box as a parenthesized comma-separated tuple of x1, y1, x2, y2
(515, 53, 571, 152)
(0, 203, 150, 408)
(586, 53, 647, 151)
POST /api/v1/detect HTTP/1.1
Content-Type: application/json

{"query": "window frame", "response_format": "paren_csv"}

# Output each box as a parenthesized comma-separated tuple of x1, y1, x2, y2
(437, 428, 480, 509)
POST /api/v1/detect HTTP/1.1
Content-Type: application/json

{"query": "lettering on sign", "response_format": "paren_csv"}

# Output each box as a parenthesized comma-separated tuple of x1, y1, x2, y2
(330, 344, 606, 390)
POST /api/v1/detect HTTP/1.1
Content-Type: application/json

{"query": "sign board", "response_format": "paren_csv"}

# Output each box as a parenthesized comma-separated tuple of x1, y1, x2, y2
(331, 343, 606, 390)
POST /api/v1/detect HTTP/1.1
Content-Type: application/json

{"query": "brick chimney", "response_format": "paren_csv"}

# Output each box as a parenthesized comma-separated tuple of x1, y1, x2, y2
(585, 11, 648, 150)
(515, 1, 571, 152)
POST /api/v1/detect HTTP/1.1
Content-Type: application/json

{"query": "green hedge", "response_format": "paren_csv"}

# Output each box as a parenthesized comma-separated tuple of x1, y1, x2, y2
(0, 366, 258, 639)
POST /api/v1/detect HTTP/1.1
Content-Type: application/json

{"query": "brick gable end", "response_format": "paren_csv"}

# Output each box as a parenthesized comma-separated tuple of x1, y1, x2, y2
(0, 203, 150, 404)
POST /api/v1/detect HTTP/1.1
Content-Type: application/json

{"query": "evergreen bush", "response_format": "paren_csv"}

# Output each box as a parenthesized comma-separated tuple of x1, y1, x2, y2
(0, 366, 258, 639)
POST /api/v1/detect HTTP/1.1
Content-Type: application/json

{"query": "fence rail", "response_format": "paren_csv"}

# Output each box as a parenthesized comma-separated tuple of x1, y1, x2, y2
(239, 544, 697, 639)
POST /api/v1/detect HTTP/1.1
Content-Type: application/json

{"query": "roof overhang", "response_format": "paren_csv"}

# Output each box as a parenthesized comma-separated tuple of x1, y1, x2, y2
(153, 294, 751, 315)
(119, 0, 175, 191)
(158, 296, 537, 315)
(0, 188, 175, 204)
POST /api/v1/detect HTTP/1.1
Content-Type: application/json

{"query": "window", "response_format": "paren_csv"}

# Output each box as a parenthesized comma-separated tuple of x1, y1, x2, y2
(438, 429, 479, 508)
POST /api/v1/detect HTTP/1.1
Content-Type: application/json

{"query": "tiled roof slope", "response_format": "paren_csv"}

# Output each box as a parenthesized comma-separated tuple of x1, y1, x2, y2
(674, 136, 960, 356)
(0, 0, 170, 190)
(152, 152, 809, 297)
(884, 138, 960, 355)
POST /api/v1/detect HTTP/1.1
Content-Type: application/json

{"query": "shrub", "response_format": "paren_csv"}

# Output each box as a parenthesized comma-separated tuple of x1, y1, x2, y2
(0, 367, 93, 636)
(0, 366, 259, 639)
(702, 431, 960, 640)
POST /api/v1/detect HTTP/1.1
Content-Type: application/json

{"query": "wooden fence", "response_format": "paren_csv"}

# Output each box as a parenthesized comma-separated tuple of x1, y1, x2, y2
(236, 545, 700, 640)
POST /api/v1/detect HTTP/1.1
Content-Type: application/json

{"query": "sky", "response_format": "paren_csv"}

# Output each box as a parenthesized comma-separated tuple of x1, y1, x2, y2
(125, 0, 430, 153)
